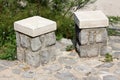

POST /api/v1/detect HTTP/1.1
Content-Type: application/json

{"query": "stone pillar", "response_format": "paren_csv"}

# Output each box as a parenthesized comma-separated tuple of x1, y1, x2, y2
(14, 16, 57, 67)
(74, 10, 109, 57)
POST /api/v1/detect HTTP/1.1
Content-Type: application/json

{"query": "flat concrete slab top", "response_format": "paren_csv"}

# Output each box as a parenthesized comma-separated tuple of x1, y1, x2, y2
(74, 10, 109, 29)
(14, 16, 56, 37)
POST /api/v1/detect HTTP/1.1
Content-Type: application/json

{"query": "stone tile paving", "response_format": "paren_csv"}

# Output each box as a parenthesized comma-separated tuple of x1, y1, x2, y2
(0, 36, 120, 80)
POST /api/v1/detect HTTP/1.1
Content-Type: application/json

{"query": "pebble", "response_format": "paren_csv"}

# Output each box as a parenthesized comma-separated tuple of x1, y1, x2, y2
(55, 70, 78, 80)
(43, 64, 62, 72)
(74, 64, 92, 75)
(0, 65, 8, 72)
(58, 57, 77, 65)
(22, 71, 35, 78)
(12, 69, 21, 74)
(103, 75, 119, 80)
(96, 63, 114, 68)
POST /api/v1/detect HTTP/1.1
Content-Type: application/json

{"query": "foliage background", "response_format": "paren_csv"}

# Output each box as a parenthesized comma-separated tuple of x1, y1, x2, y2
(0, 0, 90, 60)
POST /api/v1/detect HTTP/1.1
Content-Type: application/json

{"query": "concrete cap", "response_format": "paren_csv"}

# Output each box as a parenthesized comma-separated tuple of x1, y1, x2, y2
(14, 16, 57, 37)
(74, 10, 109, 29)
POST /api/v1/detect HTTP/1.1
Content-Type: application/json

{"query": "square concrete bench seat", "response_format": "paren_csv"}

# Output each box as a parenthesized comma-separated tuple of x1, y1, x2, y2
(74, 10, 109, 29)
(14, 16, 57, 68)
(14, 16, 56, 37)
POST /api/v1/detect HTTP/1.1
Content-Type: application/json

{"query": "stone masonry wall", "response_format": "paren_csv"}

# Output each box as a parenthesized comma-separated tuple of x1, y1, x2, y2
(75, 24, 108, 57)
(16, 31, 56, 67)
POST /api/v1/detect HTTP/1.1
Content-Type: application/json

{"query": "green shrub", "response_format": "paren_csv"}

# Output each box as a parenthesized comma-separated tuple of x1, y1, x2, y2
(105, 53, 113, 62)
(66, 45, 75, 51)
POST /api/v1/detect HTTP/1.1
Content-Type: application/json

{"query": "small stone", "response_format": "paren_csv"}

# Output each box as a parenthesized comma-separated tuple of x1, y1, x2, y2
(12, 69, 21, 74)
(48, 46, 56, 61)
(22, 71, 35, 78)
(103, 75, 119, 80)
(20, 33, 30, 48)
(114, 69, 120, 75)
(0, 65, 8, 72)
(113, 52, 120, 59)
(65, 66, 72, 69)
(16, 32, 20, 47)
(100, 46, 112, 56)
(58, 57, 77, 65)
(117, 62, 120, 67)
(79, 29, 89, 45)
(83, 76, 101, 80)
(55, 70, 78, 80)
(111, 42, 120, 50)
(17, 47, 25, 61)
(45, 32, 56, 46)
(0, 60, 17, 67)
(30, 37, 41, 51)
(96, 63, 114, 68)
(96, 28, 107, 43)
(78, 44, 99, 57)
(69, 51, 78, 57)
(78, 28, 108, 45)
(54, 41, 66, 51)
(44, 64, 62, 72)
(25, 50, 40, 67)
(60, 38, 73, 46)
(74, 64, 92, 75)
(40, 50, 49, 65)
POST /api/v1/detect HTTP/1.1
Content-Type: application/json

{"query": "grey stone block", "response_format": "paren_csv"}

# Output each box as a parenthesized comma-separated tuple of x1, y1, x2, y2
(96, 28, 108, 43)
(48, 46, 56, 61)
(45, 32, 56, 46)
(17, 47, 25, 61)
(78, 28, 108, 45)
(30, 37, 41, 51)
(76, 43, 99, 57)
(25, 50, 40, 67)
(16, 32, 20, 47)
(20, 33, 30, 48)
(81, 44, 99, 57)
(39, 32, 56, 48)
(100, 43, 109, 56)
(40, 49, 50, 65)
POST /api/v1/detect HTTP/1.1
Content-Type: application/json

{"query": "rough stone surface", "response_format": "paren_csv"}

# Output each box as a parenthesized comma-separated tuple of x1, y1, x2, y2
(22, 71, 35, 78)
(16, 31, 56, 67)
(60, 38, 73, 46)
(25, 50, 40, 67)
(48, 46, 56, 61)
(30, 37, 41, 51)
(40, 50, 50, 65)
(16, 32, 20, 47)
(74, 64, 92, 74)
(20, 33, 30, 48)
(44, 64, 62, 72)
(78, 28, 107, 45)
(96, 63, 114, 68)
(17, 47, 25, 61)
(58, 57, 77, 65)
(83, 76, 101, 80)
(0, 36, 120, 80)
(76, 43, 99, 57)
(55, 70, 78, 80)
(103, 75, 119, 80)
(45, 32, 56, 46)
(12, 69, 21, 74)
(113, 52, 120, 59)
(0, 65, 8, 72)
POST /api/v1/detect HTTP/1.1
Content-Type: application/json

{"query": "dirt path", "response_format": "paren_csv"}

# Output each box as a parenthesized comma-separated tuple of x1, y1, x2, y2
(79, 0, 120, 16)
